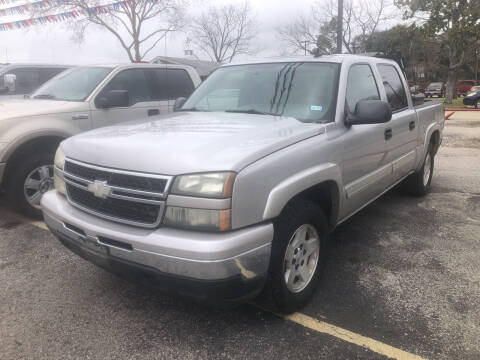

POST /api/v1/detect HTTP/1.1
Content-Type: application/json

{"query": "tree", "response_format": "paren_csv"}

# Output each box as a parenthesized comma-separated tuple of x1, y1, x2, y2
(37, 0, 185, 62)
(188, 2, 258, 63)
(277, 0, 393, 56)
(276, 13, 337, 55)
(364, 24, 444, 84)
(395, 0, 480, 104)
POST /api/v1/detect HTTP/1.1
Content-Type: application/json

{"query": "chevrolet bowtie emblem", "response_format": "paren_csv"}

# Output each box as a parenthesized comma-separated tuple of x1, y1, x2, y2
(87, 180, 112, 199)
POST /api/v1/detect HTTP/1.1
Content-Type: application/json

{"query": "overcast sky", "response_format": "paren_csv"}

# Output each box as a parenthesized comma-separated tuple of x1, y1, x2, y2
(0, 0, 398, 64)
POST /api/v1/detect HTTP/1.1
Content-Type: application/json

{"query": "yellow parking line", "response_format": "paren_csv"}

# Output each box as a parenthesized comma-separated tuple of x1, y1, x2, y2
(284, 312, 427, 360)
(30, 221, 48, 231)
(252, 303, 427, 360)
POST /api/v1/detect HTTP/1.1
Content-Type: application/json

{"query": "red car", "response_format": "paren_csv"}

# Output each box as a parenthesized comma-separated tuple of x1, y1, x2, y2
(456, 80, 477, 97)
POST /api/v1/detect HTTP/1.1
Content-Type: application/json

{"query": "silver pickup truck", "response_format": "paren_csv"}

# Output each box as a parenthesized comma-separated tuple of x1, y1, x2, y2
(41, 55, 444, 312)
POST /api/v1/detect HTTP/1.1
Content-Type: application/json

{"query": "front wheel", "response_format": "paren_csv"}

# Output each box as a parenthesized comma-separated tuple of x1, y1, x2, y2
(264, 200, 328, 313)
(475, 100, 480, 109)
(6, 152, 55, 218)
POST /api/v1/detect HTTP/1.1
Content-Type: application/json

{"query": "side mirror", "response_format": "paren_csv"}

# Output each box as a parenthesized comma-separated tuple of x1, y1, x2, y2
(3, 73, 16, 92)
(95, 90, 129, 109)
(173, 97, 187, 111)
(411, 94, 424, 107)
(346, 100, 392, 126)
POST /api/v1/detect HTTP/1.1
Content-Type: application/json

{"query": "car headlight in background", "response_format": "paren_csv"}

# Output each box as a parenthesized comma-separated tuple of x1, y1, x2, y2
(171, 172, 235, 198)
(164, 207, 231, 232)
(53, 147, 66, 195)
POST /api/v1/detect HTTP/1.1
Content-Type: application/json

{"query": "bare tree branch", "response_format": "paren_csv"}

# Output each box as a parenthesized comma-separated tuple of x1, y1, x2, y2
(33, 0, 186, 62)
(188, 2, 258, 63)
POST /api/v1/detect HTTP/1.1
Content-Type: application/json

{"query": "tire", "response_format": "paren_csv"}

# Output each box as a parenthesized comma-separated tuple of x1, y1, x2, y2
(475, 100, 479, 109)
(5, 152, 55, 219)
(263, 199, 328, 313)
(401, 144, 434, 197)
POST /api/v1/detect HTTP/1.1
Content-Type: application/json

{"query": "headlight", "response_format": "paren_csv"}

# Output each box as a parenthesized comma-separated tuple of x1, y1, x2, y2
(171, 172, 235, 198)
(163, 207, 231, 231)
(54, 147, 65, 170)
(53, 147, 66, 195)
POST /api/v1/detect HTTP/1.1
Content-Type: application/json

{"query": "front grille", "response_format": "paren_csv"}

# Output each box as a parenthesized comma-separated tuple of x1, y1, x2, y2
(63, 159, 171, 227)
(67, 185, 161, 225)
(64, 161, 168, 193)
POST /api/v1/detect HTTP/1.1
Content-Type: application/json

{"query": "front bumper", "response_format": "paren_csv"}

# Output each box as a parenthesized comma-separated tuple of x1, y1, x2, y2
(41, 191, 273, 306)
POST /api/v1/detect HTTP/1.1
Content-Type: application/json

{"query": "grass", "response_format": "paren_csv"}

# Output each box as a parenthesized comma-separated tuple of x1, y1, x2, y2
(425, 97, 468, 109)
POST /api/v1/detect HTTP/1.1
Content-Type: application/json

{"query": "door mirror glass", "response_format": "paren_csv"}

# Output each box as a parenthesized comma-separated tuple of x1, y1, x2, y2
(346, 100, 392, 125)
(173, 97, 187, 111)
(95, 89, 130, 109)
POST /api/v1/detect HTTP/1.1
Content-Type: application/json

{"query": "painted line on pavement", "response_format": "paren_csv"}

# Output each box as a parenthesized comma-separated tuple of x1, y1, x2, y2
(30, 221, 48, 230)
(253, 304, 427, 360)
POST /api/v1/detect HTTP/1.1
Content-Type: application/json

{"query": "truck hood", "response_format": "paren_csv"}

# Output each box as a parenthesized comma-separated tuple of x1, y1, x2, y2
(62, 112, 325, 175)
(0, 98, 80, 119)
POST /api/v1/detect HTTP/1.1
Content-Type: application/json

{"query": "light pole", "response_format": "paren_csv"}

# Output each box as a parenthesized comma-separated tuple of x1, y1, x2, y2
(336, 0, 343, 54)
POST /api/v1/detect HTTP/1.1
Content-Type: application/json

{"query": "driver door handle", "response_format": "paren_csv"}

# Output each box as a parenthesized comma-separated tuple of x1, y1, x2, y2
(385, 128, 393, 140)
(409, 120, 416, 131)
(148, 109, 160, 116)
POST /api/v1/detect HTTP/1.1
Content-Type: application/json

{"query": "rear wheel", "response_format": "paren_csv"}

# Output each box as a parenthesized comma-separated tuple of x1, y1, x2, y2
(6, 152, 55, 218)
(264, 200, 328, 313)
(475, 99, 480, 109)
(401, 144, 434, 197)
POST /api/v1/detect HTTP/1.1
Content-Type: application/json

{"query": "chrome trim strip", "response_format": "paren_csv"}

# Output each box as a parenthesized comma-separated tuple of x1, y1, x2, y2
(65, 157, 173, 196)
(63, 176, 164, 205)
(344, 163, 393, 198)
(392, 150, 416, 172)
(167, 194, 231, 210)
(338, 170, 414, 225)
(65, 188, 165, 228)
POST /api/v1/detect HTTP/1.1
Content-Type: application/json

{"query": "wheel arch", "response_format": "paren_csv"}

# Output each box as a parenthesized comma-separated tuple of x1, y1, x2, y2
(2, 132, 66, 186)
(263, 164, 343, 232)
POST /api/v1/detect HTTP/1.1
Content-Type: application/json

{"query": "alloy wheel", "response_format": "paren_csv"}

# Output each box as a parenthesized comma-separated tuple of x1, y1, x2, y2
(283, 224, 320, 293)
(24, 165, 54, 209)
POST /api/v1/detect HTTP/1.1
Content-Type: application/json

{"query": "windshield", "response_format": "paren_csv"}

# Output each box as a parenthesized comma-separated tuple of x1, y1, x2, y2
(32, 67, 112, 101)
(428, 82, 443, 88)
(182, 62, 340, 123)
(468, 86, 480, 95)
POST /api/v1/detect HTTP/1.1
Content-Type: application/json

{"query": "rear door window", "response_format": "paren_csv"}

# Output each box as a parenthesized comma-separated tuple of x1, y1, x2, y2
(101, 69, 152, 106)
(377, 64, 408, 111)
(150, 68, 195, 100)
(346, 64, 380, 113)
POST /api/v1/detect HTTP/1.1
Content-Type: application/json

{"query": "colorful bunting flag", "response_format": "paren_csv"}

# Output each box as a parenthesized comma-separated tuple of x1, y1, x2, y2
(0, 0, 150, 31)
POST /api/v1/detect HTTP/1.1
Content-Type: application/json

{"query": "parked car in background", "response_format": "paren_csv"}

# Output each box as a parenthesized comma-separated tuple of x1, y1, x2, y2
(409, 84, 424, 95)
(0, 63, 201, 217)
(463, 85, 480, 108)
(456, 80, 477, 97)
(425, 82, 445, 98)
(0, 64, 69, 99)
(42, 55, 444, 312)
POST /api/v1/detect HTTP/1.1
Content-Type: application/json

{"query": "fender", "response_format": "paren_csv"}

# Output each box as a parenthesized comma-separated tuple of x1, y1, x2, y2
(0, 128, 70, 163)
(415, 122, 440, 171)
(262, 163, 343, 220)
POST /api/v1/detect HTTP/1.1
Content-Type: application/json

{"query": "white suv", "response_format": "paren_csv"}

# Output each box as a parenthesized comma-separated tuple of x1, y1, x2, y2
(0, 63, 201, 217)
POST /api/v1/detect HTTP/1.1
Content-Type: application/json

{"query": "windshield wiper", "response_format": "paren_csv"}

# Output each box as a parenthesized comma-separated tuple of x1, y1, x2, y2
(33, 94, 57, 99)
(225, 109, 278, 116)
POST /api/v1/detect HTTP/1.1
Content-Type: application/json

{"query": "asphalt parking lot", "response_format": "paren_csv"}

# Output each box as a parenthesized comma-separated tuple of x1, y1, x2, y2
(1, 115, 479, 360)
